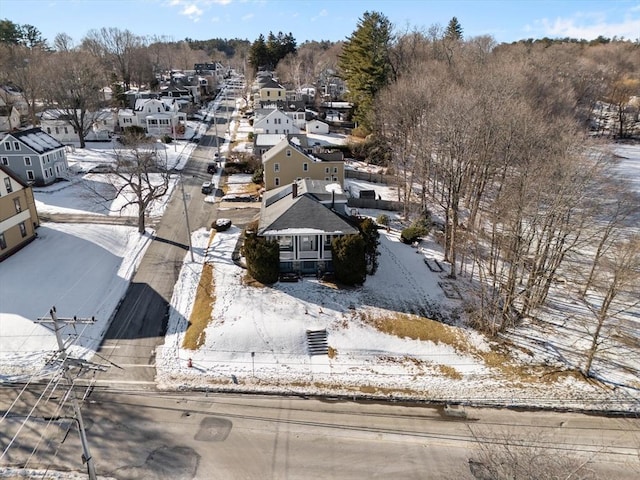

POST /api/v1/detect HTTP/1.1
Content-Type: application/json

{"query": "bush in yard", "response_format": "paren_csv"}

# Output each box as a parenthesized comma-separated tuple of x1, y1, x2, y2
(401, 219, 430, 244)
(161, 135, 173, 144)
(332, 235, 366, 285)
(243, 231, 279, 284)
(376, 214, 390, 227)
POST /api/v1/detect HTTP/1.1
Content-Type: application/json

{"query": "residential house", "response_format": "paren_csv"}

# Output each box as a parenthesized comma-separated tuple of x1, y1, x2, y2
(0, 128, 68, 186)
(117, 97, 187, 138)
(255, 77, 286, 103)
(253, 108, 300, 135)
(254, 102, 307, 129)
(39, 109, 116, 143)
(0, 85, 28, 123)
(0, 165, 39, 261)
(0, 104, 20, 133)
(306, 119, 329, 134)
(258, 179, 357, 275)
(261, 135, 344, 191)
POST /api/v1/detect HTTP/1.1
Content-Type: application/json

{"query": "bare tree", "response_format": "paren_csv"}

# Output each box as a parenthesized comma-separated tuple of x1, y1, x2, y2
(45, 50, 104, 148)
(580, 234, 640, 377)
(106, 133, 172, 233)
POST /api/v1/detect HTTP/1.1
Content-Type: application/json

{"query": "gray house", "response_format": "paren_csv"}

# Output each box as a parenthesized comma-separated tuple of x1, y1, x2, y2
(0, 128, 68, 186)
(258, 179, 358, 275)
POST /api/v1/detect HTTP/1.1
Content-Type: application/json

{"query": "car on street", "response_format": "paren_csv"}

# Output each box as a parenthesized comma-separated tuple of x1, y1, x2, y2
(213, 218, 232, 231)
(207, 163, 217, 174)
(201, 182, 214, 194)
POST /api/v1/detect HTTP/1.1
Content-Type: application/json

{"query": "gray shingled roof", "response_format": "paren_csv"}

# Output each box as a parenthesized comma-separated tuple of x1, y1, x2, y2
(10, 128, 64, 154)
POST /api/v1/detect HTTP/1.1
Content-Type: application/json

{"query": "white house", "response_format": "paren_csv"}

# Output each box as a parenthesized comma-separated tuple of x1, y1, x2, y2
(39, 109, 116, 143)
(0, 105, 20, 133)
(253, 109, 300, 135)
(306, 119, 329, 134)
(117, 97, 187, 138)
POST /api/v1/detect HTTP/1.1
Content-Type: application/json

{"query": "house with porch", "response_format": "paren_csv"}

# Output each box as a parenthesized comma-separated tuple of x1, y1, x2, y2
(261, 135, 345, 191)
(0, 128, 68, 186)
(253, 108, 300, 135)
(257, 179, 357, 275)
(117, 97, 187, 138)
(39, 109, 116, 143)
(0, 165, 39, 261)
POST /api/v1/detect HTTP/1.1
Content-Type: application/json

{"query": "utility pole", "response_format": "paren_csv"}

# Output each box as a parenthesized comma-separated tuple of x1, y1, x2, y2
(179, 173, 195, 262)
(37, 306, 102, 480)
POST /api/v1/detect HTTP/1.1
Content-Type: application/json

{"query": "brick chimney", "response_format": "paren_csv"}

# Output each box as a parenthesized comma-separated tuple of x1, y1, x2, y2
(292, 182, 298, 198)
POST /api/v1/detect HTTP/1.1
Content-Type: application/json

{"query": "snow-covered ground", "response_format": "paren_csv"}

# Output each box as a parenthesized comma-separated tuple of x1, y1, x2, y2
(1, 102, 638, 414)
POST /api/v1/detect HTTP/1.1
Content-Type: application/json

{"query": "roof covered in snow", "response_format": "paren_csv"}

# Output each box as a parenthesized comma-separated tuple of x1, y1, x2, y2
(8, 128, 64, 154)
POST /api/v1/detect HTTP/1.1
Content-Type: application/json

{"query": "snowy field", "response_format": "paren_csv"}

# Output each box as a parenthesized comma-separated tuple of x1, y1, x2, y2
(1, 104, 638, 415)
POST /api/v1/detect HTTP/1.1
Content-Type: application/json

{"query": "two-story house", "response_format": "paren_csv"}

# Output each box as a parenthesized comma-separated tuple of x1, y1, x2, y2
(261, 135, 344, 191)
(117, 97, 187, 138)
(253, 109, 300, 135)
(0, 128, 68, 186)
(254, 77, 287, 103)
(0, 165, 39, 261)
(257, 179, 357, 275)
(39, 109, 116, 143)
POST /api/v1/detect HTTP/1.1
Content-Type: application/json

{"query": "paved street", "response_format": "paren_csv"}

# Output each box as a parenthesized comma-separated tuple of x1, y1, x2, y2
(1, 387, 639, 479)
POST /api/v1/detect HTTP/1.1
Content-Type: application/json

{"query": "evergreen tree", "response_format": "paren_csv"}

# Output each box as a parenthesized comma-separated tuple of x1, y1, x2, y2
(359, 217, 381, 274)
(0, 19, 46, 47)
(445, 16, 463, 41)
(332, 235, 366, 285)
(338, 11, 394, 134)
(249, 34, 269, 71)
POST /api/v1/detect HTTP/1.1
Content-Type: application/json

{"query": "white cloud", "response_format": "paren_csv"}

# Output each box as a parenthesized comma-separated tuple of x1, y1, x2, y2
(539, 7, 640, 41)
(181, 3, 204, 20)
(241, 13, 254, 22)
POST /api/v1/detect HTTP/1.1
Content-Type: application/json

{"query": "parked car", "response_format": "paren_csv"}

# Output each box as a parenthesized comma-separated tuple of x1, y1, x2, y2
(213, 218, 232, 231)
(201, 182, 214, 194)
(207, 163, 217, 174)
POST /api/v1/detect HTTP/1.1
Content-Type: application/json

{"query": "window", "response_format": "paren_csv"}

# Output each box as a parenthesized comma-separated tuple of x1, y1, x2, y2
(26, 170, 34, 181)
(274, 163, 280, 172)
(64, 127, 68, 134)
(1, 157, 8, 166)
(14, 198, 21, 213)
(19, 222, 27, 238)
(13, 141, 19, 150)
(47, 127, 52, 134)
(303, 163, 308, 172)
(24, 157, 31, 166)
(0, 233, 6, 250)
(333, 167, 338, 173)
(55, 127, 59, 134)
(300, 235, 316, 251)
(325, 167, 329, 174)
(4, 177, 12, 192)
(275, 177, 280, 186)
(4, 142, 11, 151)
(278, 236, 293, 250)
(286, 149, 291, 157)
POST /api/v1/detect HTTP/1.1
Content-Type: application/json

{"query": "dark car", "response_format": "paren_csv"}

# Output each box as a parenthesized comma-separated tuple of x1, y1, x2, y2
(207, 163, 217, 174)
(212, 218, 232, 231)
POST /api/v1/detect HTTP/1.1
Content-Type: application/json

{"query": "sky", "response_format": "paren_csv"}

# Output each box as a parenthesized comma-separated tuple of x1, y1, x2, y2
(2, 0, 639, 47)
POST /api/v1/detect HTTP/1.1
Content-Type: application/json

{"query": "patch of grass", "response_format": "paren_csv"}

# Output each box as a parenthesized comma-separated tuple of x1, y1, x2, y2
(435, 364, 463, 380)
(360, 311, 470, 353)
(182, 233, 216, 350)
(327, 346, 337, 359)
(243, 272, 267, 287)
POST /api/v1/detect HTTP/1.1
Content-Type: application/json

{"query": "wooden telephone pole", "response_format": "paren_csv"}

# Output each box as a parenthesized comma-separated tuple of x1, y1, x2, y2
(37, 306, 104, 480)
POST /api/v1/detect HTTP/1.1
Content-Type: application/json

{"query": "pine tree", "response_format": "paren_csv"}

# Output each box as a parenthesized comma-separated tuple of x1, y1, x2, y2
(445, 17, 463, 41)
(338, 11, 394, 134)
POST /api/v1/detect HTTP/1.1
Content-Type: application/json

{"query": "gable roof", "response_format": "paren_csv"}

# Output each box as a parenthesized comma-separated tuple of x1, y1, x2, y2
(0, 164, 29, 188)
(258, 180, 357, 236)
(7, 128, 64, 154)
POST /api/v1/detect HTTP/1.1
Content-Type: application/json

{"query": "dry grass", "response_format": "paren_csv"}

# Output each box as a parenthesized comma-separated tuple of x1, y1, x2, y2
(182, 233, 216, 350)
(327, 346, 337, 359)
(435, 364, 463, 380)
(359, 311, 470, 353)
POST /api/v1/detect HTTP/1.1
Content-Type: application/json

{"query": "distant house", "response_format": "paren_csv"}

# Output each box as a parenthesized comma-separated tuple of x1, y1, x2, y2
(0, 128, 68, 186)
(253, 108, 300, 135)
(306, 119, 329, 134)
(261, 135, 344, 191)
(0, 85, 28, 123)
(0, 105, 20, 133)
(254, 77, 286, 103)
(0, 165, 39, 261)
(39, 109, 116, 143)
(117, 97, 187, 138)
(257, 179, 357, 275)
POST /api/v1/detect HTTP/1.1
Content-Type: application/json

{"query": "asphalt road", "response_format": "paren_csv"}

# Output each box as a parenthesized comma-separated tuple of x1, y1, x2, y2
(1, 387, 638, 479)
(91, 92, 259, 389)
